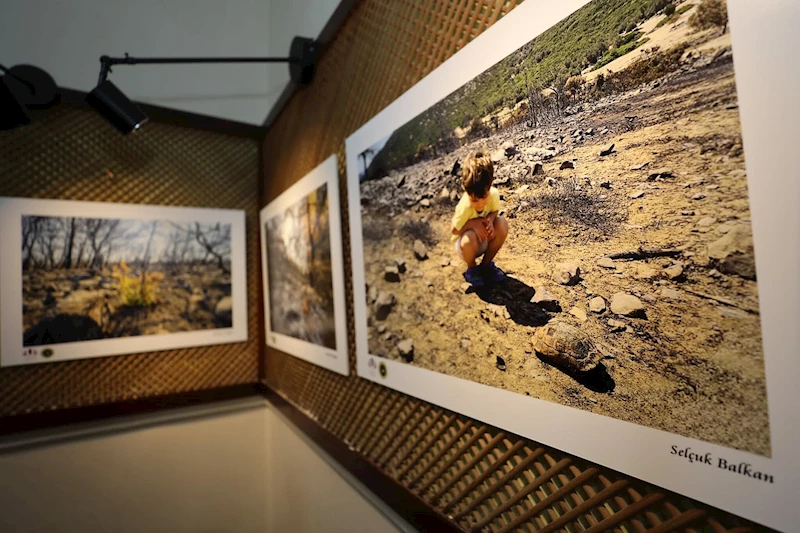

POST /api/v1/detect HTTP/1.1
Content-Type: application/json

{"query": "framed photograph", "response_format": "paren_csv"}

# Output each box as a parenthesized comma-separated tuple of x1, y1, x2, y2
(260, 155, 348, 376)
(345, 0, 798, 529)
(0, 198, 248, 367)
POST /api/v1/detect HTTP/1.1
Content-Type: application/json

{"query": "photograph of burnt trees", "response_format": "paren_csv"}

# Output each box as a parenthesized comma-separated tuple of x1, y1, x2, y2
(22, 216, 234, 346)
(265, 184, 337, 350)
(358, 0, 769, 455)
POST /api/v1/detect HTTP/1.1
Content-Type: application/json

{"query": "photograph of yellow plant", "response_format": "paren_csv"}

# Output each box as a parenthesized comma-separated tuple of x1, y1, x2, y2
(1, 198, 247, 366)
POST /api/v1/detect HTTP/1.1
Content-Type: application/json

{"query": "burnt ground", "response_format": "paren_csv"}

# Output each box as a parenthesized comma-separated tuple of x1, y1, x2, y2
(359, 55, 770, 456)
(22, 264, 232, 345)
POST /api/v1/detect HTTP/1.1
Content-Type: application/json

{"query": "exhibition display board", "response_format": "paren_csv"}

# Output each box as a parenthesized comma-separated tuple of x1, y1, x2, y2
(344, 1, 796, 529)
(260, 155, 349, 375)
(265, 0, 793, 531)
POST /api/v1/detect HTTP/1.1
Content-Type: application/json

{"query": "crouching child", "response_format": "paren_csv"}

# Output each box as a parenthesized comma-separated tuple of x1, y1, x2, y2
(451, 151, 509, 287)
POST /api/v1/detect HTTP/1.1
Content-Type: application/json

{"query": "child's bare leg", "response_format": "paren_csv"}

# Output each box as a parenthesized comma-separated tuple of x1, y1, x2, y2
(459, 230, 481, 268)
(480, 216, 508, 266)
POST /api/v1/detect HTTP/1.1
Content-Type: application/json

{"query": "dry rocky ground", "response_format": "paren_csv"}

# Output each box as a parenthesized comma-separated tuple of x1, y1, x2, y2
(23, 265, 233, 345)
(360, 52, 769, 456)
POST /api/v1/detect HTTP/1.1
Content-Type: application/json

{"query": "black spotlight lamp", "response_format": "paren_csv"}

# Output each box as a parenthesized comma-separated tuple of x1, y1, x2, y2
(0, 63, 58, 130)
(88, 36, 319, 134)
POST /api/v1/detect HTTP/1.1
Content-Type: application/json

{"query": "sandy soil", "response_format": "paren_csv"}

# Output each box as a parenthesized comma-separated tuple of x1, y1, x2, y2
(22, 264, 232, 345)
(359, 54, 770, 456)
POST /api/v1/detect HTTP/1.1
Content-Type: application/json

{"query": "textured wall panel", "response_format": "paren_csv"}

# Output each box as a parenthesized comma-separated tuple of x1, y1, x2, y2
(0, 103, 260, 418)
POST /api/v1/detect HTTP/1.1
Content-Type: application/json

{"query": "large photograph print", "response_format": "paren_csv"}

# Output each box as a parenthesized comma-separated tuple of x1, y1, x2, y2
(346, 0, 798, 529)
(0, 198, 248, 366)
(260, 155, 348, 375)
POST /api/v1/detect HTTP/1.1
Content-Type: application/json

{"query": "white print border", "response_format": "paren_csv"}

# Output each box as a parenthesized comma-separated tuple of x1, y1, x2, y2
(344, 0, 800, 529)
(0, 197, 248, 367)
(260, 155, 349, 376)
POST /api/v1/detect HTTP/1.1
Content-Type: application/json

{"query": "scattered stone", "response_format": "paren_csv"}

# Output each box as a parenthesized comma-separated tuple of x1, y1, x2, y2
(384, 266, 401, 282)
(450, 190, 460, 202)
(709, 269, 722, 279)
(420, 199, 431, 208)
(631, 162, 650, 171)
(681, 210, 695, 216)
(381, 332, 393, 342)
(413, 240, 428, 260)
(607, 319, 626, 332)
(718, 307, 750, 319)
(490, 148, 505, 163)
(214, 296, 233, 322)
(425, 279, 434, 288)
(589, 296, 606, 313)
(531, 287, 561, 312)
(373, 292, 397, 320)
(599, 181, 612, 189)
(597, 257, 615, 269)
(625, 326, 635, 334)
(631, 264, 660, 280)
(599, 143, 616, 157)
(451, 159, 461, 176)
(586, 128, 594, 135)
(569, 306, 587, 322)
(502, 141, 517, 156)
(664, 264, 684, 280)
(532, 162, 544, 175)
(514, 184, 529, 195)
(648, 168, 674, 181)
(642, 294, 657, 304)
(559, 160, 575, 170)
(461, 339, 472, 350)
(496, 356, 507, 371)
(729, 169, 746, 179)
(461, 282, 472, 293)
(545, 177, 558, 187)
(697, 217, 717, 227)
(397, 339, 414, 362)
(531, 321, 600, 373)
(440, 257, 452, 268)
(395, 258, 407, 273)
(368, 285, 378, 304)
(377, 324, 387, 334)
(397, 175, 406, 188)
(706, 184, 720, 191)
(692, 193, 706, 200)
(660, 288, 681, 299)
(440, 187, 450, 199)
(553, 263, 581, 285)
(707, 224, 756, 279)
(629, 191, 645, 199)
(610, 292, 646, 318)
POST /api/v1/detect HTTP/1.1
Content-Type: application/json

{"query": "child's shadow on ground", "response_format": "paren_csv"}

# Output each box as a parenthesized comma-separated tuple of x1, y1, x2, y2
(472, 276, 551, 327)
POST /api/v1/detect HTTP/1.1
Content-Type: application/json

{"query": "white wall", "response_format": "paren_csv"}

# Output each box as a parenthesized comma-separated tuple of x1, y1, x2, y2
(0, 398, 408, 533)
(1, 0, 339, 125)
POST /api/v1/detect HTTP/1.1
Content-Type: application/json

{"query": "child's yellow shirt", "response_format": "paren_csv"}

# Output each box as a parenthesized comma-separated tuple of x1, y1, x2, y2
(450, 186, 501, 241)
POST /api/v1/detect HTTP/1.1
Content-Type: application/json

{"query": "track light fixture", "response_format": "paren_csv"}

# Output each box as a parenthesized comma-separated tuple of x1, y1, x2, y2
(0, 64, 58, 130)
(88, 36, 319, 134)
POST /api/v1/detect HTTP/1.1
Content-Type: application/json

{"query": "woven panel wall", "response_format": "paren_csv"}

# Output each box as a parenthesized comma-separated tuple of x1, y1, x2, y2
(0, 103, 260, 418)
(262, 1, 770, 531)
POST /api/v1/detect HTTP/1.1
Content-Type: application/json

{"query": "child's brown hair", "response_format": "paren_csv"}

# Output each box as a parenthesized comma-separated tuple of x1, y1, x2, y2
(461, 151, 494, 198)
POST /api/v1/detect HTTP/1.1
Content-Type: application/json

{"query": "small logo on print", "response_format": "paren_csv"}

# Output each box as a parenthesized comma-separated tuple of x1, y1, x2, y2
(379, 362, 388, 379)
(41, 348, 54, 358)
(22, 348, 39, 357)
(368, 358, 377, 369)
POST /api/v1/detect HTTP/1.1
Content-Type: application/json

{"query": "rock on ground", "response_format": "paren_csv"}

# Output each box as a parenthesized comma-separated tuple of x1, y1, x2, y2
(397, 339, 414, 362)
(385, 266, 401, 282)
(707, 223, 756, 279)
(554, 263, 581, 285)
(413, 240, 428, 260)
(215, 296, 233, 323)
(597, 257, 615, 269)
(610, 292, 646, 318)
(531, 287, 561, 312)
(373, 292, 396, 321)
(569, 307, 587, 322)
(589, 296, 606, 313)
